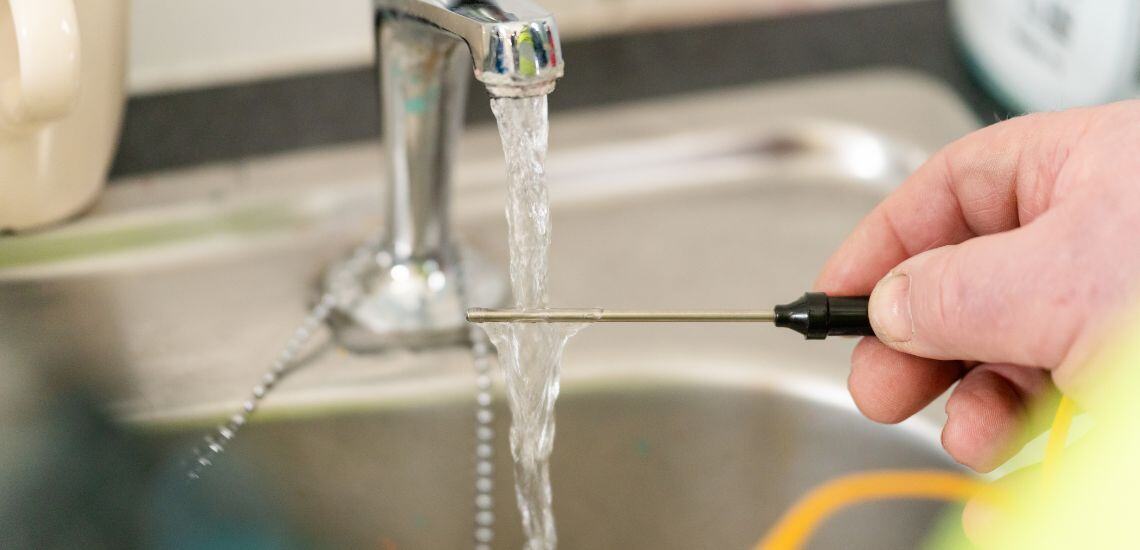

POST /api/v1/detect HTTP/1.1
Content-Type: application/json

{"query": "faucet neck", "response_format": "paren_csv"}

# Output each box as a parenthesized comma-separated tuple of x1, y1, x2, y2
(378, 19, 469, 263)
(374, 0, 564, 263)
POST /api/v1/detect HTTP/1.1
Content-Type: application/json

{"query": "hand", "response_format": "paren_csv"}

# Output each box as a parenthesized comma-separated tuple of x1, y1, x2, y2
(815, 101, 1140, 472)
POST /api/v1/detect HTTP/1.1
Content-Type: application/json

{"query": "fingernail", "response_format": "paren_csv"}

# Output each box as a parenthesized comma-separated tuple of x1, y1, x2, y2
(871, 273, 913, 343)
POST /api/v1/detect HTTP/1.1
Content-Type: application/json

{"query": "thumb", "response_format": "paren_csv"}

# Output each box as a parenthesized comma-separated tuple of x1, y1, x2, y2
(867, 221, 1085, 369)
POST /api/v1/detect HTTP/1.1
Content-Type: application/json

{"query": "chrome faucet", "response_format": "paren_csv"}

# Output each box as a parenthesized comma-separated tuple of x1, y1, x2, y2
(322, 0, 564, 350)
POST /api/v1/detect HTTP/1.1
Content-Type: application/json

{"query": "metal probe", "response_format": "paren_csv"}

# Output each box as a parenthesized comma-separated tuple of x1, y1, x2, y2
(466, 292, 875, 340)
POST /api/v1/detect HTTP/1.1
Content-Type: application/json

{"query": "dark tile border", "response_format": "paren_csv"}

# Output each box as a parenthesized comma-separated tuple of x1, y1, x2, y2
(110, 0, 1003, 178)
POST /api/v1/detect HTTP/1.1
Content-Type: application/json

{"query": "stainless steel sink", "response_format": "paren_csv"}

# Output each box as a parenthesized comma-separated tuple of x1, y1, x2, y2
(0, 70, 979, 548)
(169, 383, 959, 549)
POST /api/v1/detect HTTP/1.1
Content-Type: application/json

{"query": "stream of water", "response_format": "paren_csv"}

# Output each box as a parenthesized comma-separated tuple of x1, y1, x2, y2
(483, 95, 583, 550)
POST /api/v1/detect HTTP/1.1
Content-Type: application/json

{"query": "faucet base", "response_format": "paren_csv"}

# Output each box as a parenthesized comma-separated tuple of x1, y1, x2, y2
(322, 242, 507, 351)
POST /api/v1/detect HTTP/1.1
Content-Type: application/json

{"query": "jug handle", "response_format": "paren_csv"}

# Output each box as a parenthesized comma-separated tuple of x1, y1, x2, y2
(1, 0, 80, 129)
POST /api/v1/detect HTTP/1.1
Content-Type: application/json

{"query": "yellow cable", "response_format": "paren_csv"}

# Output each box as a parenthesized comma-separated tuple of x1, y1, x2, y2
(754, 470, 989, 550)
(1042, 396, 1076, 488)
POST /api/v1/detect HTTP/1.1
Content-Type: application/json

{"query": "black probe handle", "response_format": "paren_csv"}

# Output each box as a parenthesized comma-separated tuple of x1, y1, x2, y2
(774, 292, 874, 340)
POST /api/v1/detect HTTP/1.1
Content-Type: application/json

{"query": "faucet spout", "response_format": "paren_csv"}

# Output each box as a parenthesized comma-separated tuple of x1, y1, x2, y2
(375, 0, 564, 97)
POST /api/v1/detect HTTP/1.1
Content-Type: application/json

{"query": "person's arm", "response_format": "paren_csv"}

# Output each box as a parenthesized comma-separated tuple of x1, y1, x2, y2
(815, 101, 1140, 472)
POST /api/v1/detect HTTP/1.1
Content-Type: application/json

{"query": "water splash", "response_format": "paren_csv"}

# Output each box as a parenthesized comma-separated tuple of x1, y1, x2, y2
(485, 95, 581, 550)
(482, 321, 582, 550)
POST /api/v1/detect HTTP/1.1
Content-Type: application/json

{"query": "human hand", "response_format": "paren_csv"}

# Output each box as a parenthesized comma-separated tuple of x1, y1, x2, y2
(815, 101, 1140, 471)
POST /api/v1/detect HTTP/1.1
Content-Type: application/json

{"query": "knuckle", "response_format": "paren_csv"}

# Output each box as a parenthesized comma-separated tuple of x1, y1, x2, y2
(916, 247, 967, 349)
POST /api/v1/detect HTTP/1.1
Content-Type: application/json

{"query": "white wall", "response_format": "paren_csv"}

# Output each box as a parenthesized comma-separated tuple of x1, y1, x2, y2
(128, 0, 913, 94)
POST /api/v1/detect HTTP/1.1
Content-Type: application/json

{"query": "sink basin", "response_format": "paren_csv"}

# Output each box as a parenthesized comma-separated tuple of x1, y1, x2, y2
(163, 380, 957, 548)
(0, 70, 978, 548)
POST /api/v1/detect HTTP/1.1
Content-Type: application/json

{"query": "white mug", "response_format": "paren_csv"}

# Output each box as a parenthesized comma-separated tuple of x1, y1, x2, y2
(0, 0, 127, 232)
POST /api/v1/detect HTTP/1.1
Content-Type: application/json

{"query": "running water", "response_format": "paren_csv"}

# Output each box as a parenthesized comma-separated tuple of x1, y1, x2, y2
(483, 95, 583, 550)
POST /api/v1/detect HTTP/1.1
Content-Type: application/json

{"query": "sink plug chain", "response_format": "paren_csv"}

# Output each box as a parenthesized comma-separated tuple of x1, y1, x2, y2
(470, 324, 497, 550)
(185, 291, 337, 481)
(180, 238, 499, 550)
(184, 238, 381, 481)
(455, 250, 498, 550)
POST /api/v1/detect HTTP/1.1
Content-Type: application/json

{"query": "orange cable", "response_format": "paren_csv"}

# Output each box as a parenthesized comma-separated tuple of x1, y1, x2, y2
(755, 470, 989, 550)
(755, 397, 1077, 549)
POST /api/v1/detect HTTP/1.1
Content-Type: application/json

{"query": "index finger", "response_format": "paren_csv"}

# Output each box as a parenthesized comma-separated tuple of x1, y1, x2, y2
(814, 110, 1077, 295)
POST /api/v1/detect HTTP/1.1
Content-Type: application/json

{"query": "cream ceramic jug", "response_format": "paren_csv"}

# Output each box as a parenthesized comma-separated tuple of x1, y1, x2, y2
(1, 0, 127, 232)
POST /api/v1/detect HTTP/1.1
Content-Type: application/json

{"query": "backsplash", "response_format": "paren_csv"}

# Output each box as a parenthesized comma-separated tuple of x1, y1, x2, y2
(113, 0, 1000, 177)
(129, 0, 916, 94)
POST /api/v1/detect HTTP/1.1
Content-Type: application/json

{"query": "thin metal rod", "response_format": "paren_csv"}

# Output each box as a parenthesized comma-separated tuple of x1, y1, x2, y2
(466, 308, 777, 323)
